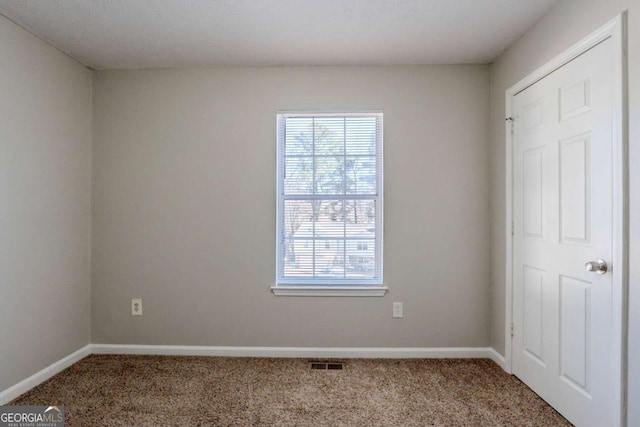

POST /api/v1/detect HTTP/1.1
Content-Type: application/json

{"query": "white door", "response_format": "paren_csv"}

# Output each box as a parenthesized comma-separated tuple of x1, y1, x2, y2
(512, 37, 619, 426)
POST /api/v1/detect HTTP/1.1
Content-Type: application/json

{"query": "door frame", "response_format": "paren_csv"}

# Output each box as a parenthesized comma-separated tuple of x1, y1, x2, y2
(504, 12, 628, 423)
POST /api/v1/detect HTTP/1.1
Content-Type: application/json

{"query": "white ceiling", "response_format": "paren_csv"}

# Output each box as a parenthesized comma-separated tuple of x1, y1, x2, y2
(0, 0, 560, 70)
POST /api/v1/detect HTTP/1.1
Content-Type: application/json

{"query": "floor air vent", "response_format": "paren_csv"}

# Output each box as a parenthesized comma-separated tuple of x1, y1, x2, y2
(310, 362, 344, 370)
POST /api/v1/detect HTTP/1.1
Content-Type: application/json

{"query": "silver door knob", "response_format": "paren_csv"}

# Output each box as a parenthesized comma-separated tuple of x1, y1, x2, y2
(585, 259, 608, 274)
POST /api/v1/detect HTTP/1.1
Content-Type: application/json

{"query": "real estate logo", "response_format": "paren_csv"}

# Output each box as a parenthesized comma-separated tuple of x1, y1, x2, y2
(0, 406, 64, 427)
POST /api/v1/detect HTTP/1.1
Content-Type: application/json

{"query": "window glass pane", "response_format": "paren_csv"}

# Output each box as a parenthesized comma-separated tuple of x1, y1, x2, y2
(314, 240, 345, 278)
(284, 200, 313, 238)
(284, 239, 314, 277)
(313, 200, 345, 237)
(346, 157, 376, 194)
(346, 117, 377, 156)
(285, 117, 313, 155)
(346, 240, 376, 278)
(345, 200, 376, 232)
(314, 117, 344, 156)
(315, 157, 344, 194)
(284, 157, 312, 194)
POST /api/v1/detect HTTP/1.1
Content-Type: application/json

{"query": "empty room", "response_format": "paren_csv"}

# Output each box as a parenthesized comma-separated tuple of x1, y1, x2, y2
(0, 0, 637, 426)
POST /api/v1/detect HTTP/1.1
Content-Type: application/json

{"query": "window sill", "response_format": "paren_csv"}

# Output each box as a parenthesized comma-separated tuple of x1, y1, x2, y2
(271, 286, 388, 297)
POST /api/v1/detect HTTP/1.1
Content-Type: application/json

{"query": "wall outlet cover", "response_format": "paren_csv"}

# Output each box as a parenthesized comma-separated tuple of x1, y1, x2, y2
(131, 298, 142, 315)
(393, 302, 403, 318)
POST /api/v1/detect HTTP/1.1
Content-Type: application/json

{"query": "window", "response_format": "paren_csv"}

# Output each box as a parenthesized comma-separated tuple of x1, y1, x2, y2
(274, 112, 384, 294)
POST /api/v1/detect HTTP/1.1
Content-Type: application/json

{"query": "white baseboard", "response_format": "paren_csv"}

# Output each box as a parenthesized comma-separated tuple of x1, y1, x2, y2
(488, 348, 507, 371)
(0, 344, 92, 405)
(91, 344, 500, 360)
(1, 344, 508, 403)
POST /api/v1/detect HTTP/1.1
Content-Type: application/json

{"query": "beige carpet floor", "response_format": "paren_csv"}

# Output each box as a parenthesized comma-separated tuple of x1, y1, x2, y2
(9, 355, 571, 426)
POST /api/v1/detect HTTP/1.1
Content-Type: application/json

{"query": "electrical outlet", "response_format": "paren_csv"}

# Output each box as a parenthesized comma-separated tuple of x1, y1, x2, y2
(131, 298, 142, 316)
(393, 302, 403, 318)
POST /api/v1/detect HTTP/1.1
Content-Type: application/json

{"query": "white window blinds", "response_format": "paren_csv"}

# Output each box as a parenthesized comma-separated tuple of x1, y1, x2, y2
(276, 112, 383, 286)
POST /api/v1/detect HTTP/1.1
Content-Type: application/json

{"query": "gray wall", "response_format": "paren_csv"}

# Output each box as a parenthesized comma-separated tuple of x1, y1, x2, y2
(488, 0, 639, 423)
(92, 65, 491, 348)
(0, 16, 92, 391)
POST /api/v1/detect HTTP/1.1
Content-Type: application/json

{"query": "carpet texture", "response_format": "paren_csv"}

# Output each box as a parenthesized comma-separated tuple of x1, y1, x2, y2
(10, 355, 571, 426)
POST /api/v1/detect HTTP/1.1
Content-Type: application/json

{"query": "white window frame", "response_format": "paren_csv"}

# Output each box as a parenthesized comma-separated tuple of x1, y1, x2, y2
(272, 111, 386, 297)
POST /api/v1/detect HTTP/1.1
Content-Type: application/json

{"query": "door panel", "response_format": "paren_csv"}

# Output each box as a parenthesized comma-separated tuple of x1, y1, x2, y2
(559, 134, 591, 244)
(559, 75, 591, 121)
(559, 275, 591, 395)
(522, 148, 545, 239)
(523, 265, 545, 365)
